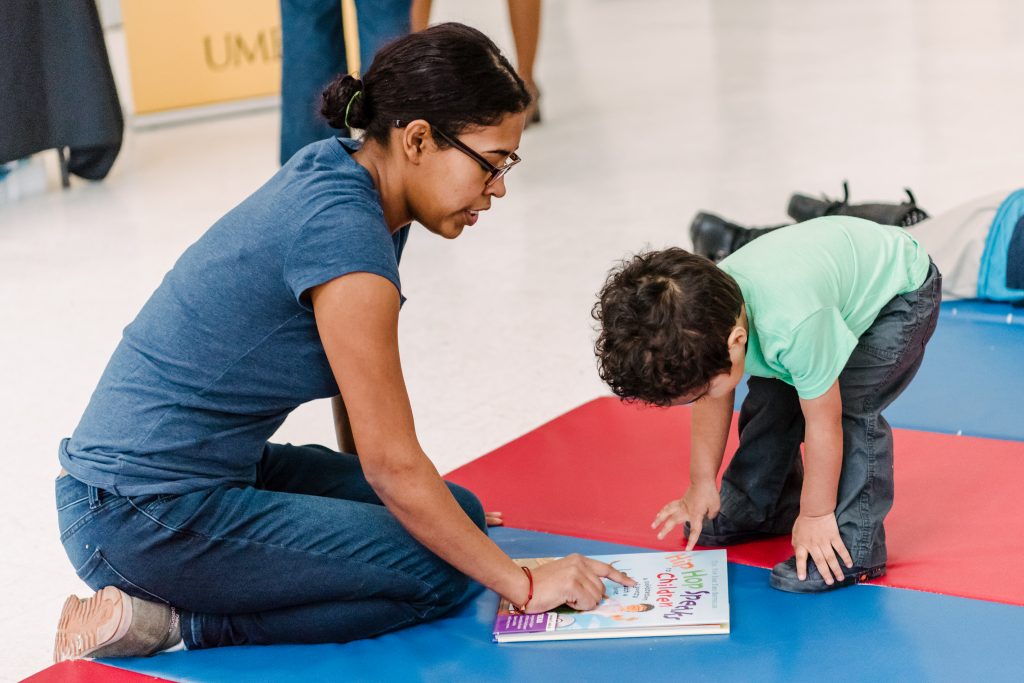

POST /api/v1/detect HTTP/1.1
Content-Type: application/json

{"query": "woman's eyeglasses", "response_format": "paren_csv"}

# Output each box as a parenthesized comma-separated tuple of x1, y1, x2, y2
(393, 120, 521, 188)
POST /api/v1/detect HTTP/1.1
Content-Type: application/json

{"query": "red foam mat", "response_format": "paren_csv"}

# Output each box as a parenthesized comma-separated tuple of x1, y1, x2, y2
(21, 660, 172, 682)
(447, 397, 1024, 605)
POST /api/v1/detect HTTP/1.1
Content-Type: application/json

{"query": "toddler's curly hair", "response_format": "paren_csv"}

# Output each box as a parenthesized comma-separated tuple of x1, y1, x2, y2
(593, 248, 744, 406)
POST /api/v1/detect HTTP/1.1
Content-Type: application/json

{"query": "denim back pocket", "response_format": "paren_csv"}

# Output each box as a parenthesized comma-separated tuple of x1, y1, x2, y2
(56, 495, 93, 543)
(74, 548, 169, 604)
(57, 494, 130, 544)
(56, 476, 98, 543)
(855, 294, 917, 363)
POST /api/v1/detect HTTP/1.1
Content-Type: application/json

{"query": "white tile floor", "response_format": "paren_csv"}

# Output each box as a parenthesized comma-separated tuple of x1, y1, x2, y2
(3, 0, 1023, 678)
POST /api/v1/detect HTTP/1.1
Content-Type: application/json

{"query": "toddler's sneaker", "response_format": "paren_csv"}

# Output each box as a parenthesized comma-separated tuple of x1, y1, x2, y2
(53, 586, 181, 663)
(770, 556, 886, 593)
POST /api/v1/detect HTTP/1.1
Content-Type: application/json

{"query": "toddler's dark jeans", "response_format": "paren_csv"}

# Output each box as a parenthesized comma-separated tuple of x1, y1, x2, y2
(721, 262, 942, 567)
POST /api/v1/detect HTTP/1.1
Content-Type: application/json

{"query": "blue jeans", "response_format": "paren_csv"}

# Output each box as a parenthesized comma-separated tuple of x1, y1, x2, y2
(279, 0, 411, 164)
(720, 262, 943, 567)
(56, 443, 486, 648)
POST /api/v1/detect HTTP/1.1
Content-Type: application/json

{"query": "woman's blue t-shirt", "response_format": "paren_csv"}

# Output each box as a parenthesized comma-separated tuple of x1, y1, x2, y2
(60, 138, 410, 496)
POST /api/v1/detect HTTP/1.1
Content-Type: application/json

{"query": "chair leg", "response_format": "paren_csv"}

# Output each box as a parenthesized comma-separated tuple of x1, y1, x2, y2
(57, 147, 70, 189)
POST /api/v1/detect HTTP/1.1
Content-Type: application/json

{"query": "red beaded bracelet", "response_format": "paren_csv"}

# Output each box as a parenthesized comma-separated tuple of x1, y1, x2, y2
(512, 566, 533, 614)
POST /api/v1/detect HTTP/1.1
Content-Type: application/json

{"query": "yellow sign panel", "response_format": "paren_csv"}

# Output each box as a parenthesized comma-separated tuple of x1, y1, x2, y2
(121, 0, 282, 114)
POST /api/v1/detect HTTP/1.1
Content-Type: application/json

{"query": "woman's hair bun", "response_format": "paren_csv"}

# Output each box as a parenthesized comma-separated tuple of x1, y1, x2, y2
(318, 24, 531, 143)
(320, 74, 369, 130)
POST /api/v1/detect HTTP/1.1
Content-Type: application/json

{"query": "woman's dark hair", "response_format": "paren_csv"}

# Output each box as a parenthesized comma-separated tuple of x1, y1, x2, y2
(592, 248, 745, 406)
(321, 22, 531, 144)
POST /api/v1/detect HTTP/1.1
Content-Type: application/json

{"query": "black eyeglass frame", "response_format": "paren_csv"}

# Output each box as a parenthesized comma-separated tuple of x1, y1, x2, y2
(392, 120, 521, 187)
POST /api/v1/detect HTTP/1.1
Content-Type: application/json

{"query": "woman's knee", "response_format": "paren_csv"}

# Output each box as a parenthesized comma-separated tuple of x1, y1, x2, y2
(416, 565, 478, 617)
(445, 482, 486, 532)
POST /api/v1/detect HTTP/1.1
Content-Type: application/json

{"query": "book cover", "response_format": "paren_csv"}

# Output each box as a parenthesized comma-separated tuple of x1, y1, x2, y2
(493, 550, 729, 643)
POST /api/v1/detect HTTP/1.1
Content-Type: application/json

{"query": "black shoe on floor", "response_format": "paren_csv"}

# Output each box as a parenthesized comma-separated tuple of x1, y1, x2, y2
(682, 510, 793, 547)
(769, 555, 886, 593)
(786, 181, 929, 228)
(689, 212, 789, 263)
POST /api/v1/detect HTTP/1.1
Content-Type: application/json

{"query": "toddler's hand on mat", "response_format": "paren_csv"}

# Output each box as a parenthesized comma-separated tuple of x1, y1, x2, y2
(791, 513, 854, 584)
(485, 511, 504, 526)
(652, 480, 720, 549)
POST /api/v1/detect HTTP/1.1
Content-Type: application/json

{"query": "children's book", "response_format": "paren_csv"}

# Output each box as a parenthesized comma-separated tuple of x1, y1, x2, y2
(492, 549, 729, 643)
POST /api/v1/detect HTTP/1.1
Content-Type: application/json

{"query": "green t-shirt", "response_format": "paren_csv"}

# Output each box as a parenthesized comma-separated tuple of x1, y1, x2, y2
(718, 217, 930, 399)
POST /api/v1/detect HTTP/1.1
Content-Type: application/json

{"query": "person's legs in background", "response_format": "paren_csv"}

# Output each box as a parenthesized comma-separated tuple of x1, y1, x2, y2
(279, 0, 347, 164)
(409, 0, 431, 33)
(279, 0, 411, 165)
(409, 0, 542, 124)
(356, 0, 411, 72)
(507, 0, 542, 124)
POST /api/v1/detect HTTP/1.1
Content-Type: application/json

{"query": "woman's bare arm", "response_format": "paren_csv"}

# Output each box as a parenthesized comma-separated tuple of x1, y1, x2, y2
(310, 272, 633, 611)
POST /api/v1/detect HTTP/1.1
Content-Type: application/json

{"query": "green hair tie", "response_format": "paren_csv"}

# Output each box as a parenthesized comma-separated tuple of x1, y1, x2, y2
(343, 90, 363, 129)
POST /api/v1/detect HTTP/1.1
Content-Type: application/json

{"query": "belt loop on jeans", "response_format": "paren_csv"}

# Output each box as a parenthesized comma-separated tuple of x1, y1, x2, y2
(88, 485, 102, 510)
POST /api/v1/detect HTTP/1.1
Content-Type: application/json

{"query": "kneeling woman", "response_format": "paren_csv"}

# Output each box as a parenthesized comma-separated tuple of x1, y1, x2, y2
(54, 23, 631, 661)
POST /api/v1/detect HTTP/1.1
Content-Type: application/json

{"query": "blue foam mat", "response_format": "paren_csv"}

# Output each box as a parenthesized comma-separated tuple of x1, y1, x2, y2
(110, 528, 1024, 682)
(736, 300, 1024, 441)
